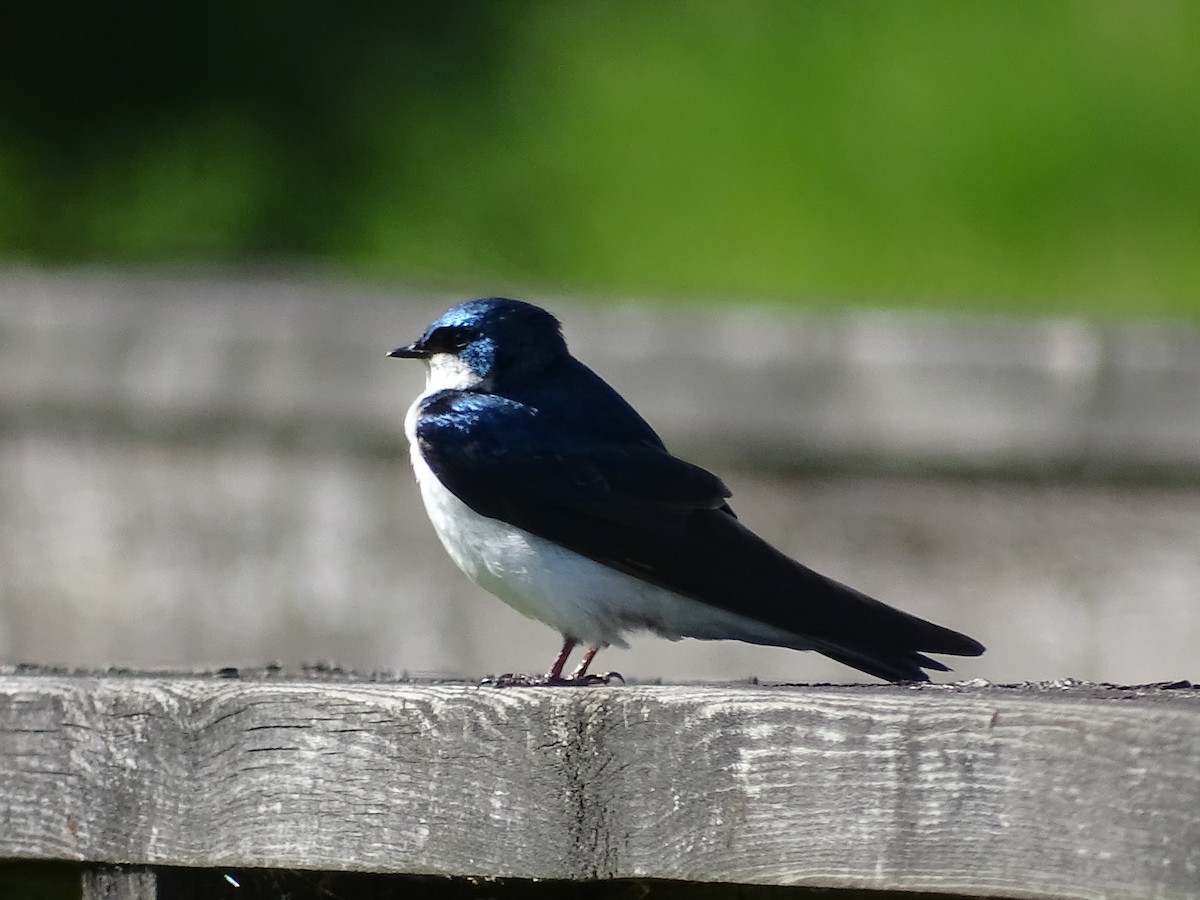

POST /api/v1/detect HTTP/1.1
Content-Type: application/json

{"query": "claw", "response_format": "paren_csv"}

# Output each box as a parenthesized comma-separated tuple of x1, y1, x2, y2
(586, 671, 624, 685)
(482, 640, 623, 687)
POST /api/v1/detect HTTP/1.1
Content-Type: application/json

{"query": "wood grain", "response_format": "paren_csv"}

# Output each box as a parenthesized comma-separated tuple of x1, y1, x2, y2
(1, 671, 1197, 899)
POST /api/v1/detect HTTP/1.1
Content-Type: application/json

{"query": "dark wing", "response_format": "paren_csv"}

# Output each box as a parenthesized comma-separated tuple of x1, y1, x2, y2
(416, 391, 735, 530)
(417, 391, 984, 681)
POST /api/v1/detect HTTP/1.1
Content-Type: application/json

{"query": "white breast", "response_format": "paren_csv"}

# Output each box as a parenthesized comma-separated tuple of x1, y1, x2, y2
(404, 386, 803, 651)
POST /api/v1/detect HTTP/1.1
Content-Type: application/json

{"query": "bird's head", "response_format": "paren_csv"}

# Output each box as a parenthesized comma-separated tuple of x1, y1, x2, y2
(389, 298, 568, 391)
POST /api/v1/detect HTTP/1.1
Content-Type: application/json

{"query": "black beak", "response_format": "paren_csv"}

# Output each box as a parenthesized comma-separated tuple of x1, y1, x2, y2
(387, 342, 427, 359)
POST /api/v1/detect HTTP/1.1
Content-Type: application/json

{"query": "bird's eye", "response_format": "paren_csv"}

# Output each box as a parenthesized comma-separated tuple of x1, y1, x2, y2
(428, 326, 476, 353)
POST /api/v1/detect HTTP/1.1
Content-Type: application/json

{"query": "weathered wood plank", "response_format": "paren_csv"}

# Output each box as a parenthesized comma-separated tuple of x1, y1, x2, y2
(1, 672, 1197, 899)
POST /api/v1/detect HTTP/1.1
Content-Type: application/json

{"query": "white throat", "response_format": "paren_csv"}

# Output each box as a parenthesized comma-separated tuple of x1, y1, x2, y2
(423, 352, 489, 393)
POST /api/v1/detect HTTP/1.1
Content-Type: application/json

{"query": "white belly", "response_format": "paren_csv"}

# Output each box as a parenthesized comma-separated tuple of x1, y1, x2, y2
(405, 396, 802, 651)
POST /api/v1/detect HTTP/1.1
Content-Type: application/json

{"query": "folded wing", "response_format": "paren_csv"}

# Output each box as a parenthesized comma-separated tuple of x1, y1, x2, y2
(417, 390, 984, 680)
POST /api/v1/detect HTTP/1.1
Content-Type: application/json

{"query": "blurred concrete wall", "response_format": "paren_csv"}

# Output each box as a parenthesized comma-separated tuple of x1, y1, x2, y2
(2, 271, 1198, 683)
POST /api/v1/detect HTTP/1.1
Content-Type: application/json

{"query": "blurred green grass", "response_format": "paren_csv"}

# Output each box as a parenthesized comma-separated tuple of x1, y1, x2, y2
(1, 1, 1197, 317)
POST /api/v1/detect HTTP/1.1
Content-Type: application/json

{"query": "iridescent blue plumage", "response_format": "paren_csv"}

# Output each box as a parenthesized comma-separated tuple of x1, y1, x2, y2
(390, 297, 985, 682)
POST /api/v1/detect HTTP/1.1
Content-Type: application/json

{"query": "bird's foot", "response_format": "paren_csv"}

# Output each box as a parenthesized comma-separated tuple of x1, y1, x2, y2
(481, 671, 624, 687)
(481, 673, 541, 687)
(562, 670, 624, 686)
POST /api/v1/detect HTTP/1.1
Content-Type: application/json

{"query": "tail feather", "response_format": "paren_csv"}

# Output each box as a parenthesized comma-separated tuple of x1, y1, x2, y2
(679, 513, 986, 675)
(814, 642, 955, 683)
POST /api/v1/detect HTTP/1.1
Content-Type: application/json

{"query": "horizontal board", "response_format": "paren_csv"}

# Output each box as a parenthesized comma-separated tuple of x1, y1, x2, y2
(3, 271, 1200, 473)
(1, 670, 1198, 898)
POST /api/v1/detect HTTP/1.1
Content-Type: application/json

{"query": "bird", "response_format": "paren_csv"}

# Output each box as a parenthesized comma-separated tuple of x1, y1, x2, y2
(389, 298, 985, 684)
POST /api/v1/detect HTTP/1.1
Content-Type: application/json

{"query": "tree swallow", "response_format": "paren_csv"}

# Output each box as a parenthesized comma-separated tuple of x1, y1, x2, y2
(389, 298, 984, 684)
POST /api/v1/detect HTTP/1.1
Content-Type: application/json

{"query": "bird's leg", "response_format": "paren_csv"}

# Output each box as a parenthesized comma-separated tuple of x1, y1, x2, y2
(482, 637, 622, 687)
(546, 637, 578, 681)
(555, 639, 621, 684)
(569, 647, 598, 679)
(568, 647, 624, 685)
(482, 637, 577, 686)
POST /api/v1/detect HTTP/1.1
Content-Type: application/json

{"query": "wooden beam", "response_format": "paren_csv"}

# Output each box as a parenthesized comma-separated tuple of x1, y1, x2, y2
(1, 671, 1197, 898)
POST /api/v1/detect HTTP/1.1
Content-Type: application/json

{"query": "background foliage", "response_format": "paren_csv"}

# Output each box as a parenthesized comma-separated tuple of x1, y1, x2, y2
(2, 1, 1197, 316)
